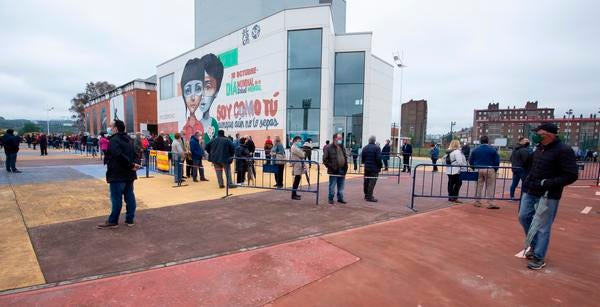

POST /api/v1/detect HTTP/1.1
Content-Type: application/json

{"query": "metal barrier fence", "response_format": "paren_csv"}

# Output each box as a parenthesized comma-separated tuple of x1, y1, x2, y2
(409, 163, 523, 211)
(225, 157, 321, 205)
(346, 153, 406, 184)
(575, 161, 600, 185)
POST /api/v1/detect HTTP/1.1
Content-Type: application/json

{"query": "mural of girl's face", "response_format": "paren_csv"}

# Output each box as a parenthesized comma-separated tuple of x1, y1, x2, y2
(183, 80, 203, 114)
(199, 72, 217, 114)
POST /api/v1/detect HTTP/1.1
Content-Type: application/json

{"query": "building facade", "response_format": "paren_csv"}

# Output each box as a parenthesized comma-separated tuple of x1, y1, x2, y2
(84, 78, 157, 135)
(400, 99, 427, 147)
(472, 101, 554, 145)
(157, 4, 393, 148)
(472, 101, 599, 149)
(194, 0, 346, 48)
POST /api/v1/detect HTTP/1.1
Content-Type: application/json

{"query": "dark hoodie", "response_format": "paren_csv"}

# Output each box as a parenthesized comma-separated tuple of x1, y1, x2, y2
(510, 143, 531, 170)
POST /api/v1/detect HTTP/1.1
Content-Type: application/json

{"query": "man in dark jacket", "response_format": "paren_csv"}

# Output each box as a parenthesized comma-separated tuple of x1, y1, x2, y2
(361, 136, 382, 202)
(98, 120, 141, 229)
(190, 132, 208, 182)
(519, 123, 578, 270)
(381, 140, 391, 171)
(469, 135, 500, 209)
(323, 133, 348, 205)
(3, 129, 21, 173)
(401, 139, 413, 173)
(509, 137, 531, 198)
(206, 129, 235, 189)
(39, 133, 48, 156)
(461, 143, 471, 161)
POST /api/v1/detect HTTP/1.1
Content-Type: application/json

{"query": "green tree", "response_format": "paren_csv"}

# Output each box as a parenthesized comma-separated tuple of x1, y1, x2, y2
(20, 121, 41, 134)
(69, 81, 116, 131)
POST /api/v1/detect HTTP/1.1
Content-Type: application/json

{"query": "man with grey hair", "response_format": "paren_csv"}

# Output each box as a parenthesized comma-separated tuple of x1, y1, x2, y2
(361, 135, 383, 202)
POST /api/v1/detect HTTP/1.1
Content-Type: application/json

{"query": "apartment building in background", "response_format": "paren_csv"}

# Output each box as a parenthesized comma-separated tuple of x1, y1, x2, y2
(472, 101, 599, 149)
(400, 99, 427, 147)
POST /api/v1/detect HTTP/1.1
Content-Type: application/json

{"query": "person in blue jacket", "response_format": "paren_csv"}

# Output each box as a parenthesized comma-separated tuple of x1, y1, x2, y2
(190, 132, 208, 182)
(430, 143, 440, 172)
(469, 135, 500, 209)
(381, 139, 391, 171)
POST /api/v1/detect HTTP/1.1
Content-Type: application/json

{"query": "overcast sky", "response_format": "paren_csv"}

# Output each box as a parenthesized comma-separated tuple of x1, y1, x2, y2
(1, 0, 598, 134)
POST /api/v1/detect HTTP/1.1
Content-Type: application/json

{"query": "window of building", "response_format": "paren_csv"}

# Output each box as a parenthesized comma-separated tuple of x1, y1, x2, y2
(334, 51, 365, 147)
(286, 28, 322, 146)
(125, 96, 135, 133)
(159, 73, 174, 100)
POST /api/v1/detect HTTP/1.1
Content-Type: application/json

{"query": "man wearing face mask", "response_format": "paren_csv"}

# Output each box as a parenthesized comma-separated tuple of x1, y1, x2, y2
(323, 133, 348, 205)
(509, 137, 531, 199)
(519, 123, 578, 270)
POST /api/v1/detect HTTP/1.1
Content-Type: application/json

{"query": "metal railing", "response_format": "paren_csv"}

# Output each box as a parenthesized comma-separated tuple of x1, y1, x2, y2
(346, 153, 409, 184)
(409, 163, 523, 211)
(225, 157, 321, 205)
(575, 161, 600, 185)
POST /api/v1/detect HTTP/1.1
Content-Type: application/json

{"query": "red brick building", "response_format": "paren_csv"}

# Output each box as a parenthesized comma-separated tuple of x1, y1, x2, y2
(84, 77, 157, 135)
(472, 101, 599, 149)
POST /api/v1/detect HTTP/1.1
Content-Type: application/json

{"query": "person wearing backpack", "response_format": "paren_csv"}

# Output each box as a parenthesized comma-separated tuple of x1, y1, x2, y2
(445, 140, 467, 203)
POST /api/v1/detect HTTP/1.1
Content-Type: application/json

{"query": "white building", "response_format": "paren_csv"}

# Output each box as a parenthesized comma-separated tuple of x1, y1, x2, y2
(157, 4, 393, 148)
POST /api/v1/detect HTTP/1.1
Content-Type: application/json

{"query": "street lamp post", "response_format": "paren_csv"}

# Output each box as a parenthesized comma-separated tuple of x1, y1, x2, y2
(450, 121, 456, 144)
(46, 107, 54, 135)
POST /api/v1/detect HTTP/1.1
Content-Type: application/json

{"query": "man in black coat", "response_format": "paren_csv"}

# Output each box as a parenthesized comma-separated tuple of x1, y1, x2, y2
(206, 129, 235, 189)
(518, 123, 578, 270)
(509, 137, 531, 198)
(401, 139, 413, 173)
(2, 129, 21, 173)
(361, 136, 383, 202)
(98, 120, 141, 229)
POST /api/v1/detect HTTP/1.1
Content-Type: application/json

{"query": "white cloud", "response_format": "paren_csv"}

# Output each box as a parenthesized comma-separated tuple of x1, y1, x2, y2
(0, 0, 598, 135)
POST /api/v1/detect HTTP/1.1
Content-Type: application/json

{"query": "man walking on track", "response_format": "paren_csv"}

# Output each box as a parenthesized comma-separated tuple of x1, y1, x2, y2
(518, 123, 578, 270)
(98, 120, 141, 229)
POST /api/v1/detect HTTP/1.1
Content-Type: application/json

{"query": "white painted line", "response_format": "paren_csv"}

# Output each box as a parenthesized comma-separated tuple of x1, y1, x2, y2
(515, 247, 530, 258)
(595, 191, 600, 196)
(581, 206, 592, 214)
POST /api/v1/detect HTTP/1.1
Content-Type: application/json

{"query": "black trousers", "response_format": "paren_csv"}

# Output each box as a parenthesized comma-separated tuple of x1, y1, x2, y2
(432, 158, 438, 171)
(292, 175, 301, 196)
(275, 164, 284, 187)
(403, 154, 411, 172)
(186, 158, 193, 177)
(352, 155, 358, 171)
(236, 170, 246, 183)
(363, 170, 378, 199)
(447, 174, 462, 200)
(40, 145, 48, 156)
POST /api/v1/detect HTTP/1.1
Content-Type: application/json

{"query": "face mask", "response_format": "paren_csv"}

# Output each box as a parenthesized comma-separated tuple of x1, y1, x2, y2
(296, 142, 303, 148)
(107, 128, 112, 136)
(523, 142, 530, 147)
(199, 95, 215, 114)
(336, 140, 343, 145)
(531, 134, 543, 144)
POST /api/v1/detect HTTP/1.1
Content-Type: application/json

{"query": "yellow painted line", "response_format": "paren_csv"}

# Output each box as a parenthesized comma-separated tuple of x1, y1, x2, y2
(0, 186, 45, 291)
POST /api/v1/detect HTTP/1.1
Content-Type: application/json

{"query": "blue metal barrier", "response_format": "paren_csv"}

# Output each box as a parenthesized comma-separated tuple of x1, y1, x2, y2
(409, 163, 523, 211)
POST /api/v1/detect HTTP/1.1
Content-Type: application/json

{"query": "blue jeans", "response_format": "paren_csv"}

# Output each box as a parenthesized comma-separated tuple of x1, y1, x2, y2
(518, 192, 560, 260)
(5, 153, 17, 171)
(174, 156, 183, 183)
(328, 173, 346, 201)
(108, 181, 137, 224)
(510, 169, 525, 198)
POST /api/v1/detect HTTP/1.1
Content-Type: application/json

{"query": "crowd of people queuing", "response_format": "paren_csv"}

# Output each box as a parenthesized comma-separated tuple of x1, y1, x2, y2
(0, 120, 591, 271)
